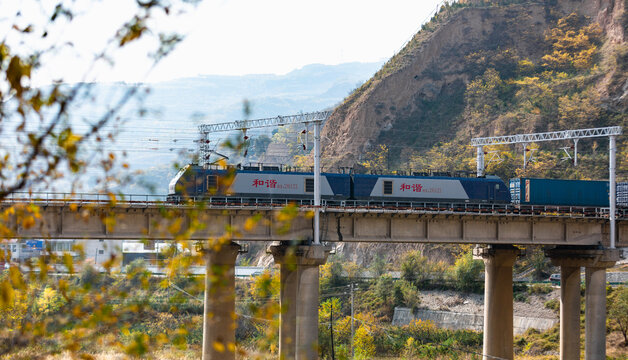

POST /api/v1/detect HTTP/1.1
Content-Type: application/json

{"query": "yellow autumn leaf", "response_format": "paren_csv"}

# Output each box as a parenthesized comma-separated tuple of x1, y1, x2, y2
(243, 217, 258, 232)
(63, 253, 74, 273)
(107, 192, 117, 205)
(0, 279, 14, 307)
(21, 216, 35, 229)
(213, 341, 225, 352)
(168, 218, 182, 234)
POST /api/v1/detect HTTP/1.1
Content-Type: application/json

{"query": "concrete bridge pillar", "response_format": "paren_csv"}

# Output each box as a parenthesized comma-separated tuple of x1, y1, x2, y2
(546, 247, 620, 360)
(585, 266, 608, 360)
(271, 243, 332, 360)
(474, 245, 522, 360)
(546, 249, 584, 360)
(202, 242, 241, 360)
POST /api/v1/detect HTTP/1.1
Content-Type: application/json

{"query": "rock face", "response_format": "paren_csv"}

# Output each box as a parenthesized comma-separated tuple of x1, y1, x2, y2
(318, 0, 626, 265)
(320, 0, 626, 169)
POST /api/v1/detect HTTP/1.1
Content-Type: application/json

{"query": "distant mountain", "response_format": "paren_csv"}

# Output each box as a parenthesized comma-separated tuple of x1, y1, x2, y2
(77, 61, 384, 194)
(145, 62, 383, 121)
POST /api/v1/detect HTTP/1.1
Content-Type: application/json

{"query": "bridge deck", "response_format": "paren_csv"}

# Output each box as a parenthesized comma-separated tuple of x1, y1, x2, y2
(0, 194, 626, 246)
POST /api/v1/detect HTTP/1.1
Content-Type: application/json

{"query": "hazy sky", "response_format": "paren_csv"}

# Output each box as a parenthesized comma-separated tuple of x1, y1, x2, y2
(3, 0, 444, 84)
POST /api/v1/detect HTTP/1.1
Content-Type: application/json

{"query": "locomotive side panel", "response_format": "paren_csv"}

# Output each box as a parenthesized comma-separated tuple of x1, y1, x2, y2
(459, 178, 511, 203)
(195, 169, 351, 200)
(230, 172, 335, 197)
(168, 165, 206, 198)
(353, 174, 470, 201)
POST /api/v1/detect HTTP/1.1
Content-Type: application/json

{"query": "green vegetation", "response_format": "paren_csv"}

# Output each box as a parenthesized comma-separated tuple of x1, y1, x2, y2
(412, 9, 627, 180)
(528, 283, 553, 295)
(4, 250, 626, 358)
(515, 326, 560, 357)
(0, 261, 206, 357)
(351, 5, 627, 182)
(449, 251, 484, 293)
(544, 298, 559, 312)
(609, 286, 628, 345)
(1, 1, 626, 358)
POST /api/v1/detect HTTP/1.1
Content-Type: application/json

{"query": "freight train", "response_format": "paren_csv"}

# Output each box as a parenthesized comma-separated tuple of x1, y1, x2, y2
(167, 164, 624, 209)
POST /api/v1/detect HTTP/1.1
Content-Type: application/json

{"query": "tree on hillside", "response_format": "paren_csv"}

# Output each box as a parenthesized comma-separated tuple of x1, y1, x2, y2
(360, 144, 390, 173)
(542, 13, 602, 72)
(320, 258, 345, 291)
(369, 255, 388, 278)
(271, 124, 312, 161)
(408, 142, 473, 174)
(449, 251, 483, 292)
(252, 135, 272, 157)
(401, 250, 430, 285)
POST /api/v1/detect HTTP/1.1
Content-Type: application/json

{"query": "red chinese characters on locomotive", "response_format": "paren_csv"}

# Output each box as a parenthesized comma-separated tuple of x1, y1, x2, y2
(400, 183, 423, 192)
(252, 179, 278, 188)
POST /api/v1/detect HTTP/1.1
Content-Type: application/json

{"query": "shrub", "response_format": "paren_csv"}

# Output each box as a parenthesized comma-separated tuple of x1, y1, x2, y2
(124, 258, 151, 289)
(544, 298, 559, 312)
(78, 264, 101, 288)
(404, 319, 437, 343)
(401, 251, 429, 285)
(36, 287, 66, 315)
(354, 325, 375, 359)
(609, 285, 628, 344)
(523, 338, 557, 355)
(528, 283, 553, 295)
(449, 251, 483, 292)
(394, 280, 421, 312)
(514, 292, 529, 303)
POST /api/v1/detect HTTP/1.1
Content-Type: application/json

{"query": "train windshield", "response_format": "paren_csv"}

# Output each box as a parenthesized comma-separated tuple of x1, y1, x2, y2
(168, 165, 190, 194)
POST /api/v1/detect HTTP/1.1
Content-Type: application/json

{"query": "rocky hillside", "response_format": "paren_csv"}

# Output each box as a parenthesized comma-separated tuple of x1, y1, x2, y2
(321, 0, 627, 181)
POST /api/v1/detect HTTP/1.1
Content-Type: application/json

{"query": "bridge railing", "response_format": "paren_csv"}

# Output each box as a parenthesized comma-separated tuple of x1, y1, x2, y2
(0, 193, 624, 219)
(2, 192, 168, 205)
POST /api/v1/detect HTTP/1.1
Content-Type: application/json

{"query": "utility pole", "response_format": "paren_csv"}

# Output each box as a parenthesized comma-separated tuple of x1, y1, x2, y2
(476, 146, 484, 177)
(610, 135, 616, 248)
(350, 283, 355, 359)
(330, 304, 335, 360)
(314, 119, 321, 245)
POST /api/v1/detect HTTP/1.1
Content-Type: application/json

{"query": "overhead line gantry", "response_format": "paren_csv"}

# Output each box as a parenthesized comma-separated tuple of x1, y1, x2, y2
(472, 125, 623, 248)
(199, 110, 332, 245)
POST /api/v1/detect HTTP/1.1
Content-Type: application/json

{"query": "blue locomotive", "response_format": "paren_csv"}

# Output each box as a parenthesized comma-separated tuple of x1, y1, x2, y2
(168, 164, 351, 201)
(352, 173, 510, 203)
(167, 164, 511, 204)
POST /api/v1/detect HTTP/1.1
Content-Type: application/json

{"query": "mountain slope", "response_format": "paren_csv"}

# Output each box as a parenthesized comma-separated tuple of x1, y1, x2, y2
(321, 0, 627, 180)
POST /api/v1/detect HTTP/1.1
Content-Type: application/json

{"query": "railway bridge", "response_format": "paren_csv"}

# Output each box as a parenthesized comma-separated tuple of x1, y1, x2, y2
(2, 194, 627, 360)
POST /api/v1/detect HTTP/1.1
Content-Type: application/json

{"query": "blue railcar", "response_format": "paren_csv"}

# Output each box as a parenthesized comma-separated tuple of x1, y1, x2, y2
(510, 178, 609, 207)
(352, 174, 510, 203)
(618, 182, 628, 207)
